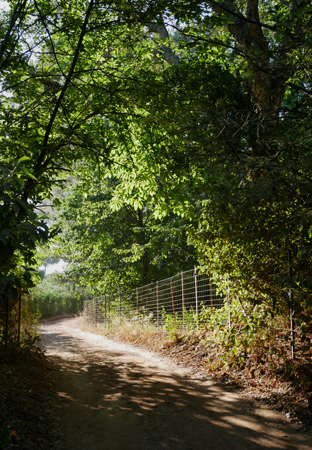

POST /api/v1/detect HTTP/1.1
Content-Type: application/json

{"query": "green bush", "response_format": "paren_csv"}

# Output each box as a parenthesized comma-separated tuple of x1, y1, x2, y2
(161, 306, 199, 340)
(202, 298, 288, 368)
(31, 277, 88, 318)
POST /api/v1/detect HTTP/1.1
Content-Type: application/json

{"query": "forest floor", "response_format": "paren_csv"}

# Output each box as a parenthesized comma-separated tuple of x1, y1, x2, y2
(0, 315, 311, 449)
(0, 336, 61, 449)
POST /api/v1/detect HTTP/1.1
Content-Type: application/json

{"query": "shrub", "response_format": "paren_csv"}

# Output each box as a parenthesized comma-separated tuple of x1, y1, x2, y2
(31, 276, 88, 318)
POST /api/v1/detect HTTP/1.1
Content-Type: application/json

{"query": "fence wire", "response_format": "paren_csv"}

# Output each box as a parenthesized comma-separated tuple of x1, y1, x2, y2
(83, 269, 225, 330)
(83, 269, 307, 361)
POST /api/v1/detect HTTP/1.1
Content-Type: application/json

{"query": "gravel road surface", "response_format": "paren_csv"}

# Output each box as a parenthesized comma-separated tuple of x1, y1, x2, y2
(40, 317, 312, 450)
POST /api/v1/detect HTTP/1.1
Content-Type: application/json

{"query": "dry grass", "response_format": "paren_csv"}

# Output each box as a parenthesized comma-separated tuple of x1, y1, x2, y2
(79, 314, 312, 430)
(80, 315, 170, 350)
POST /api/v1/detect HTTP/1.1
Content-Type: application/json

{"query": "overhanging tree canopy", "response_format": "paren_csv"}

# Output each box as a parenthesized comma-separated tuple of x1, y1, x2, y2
(0, 0, 312, 320)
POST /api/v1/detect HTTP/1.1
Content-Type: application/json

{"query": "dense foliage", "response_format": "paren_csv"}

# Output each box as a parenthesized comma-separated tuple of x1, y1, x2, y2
(1, 1, 312, 338)
(55, 170, 196, 291)
(31, 274, 86, 318)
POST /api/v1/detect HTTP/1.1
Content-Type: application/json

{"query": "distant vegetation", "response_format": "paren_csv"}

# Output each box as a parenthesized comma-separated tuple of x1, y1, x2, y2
(31, 275, 88, 319)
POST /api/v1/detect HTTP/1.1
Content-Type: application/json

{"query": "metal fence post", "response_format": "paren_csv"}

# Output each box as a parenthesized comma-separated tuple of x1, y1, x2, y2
(194, 267, 199, 320)
(95, 298, 98, 327)
(108, 289, 111, 326)
(226, 285, 231, 330)
(181, 271, 185, 328)
(104, 295, 107, 328)
(17, 290, 21, 344)
(288, 250, 295, 360)
(170, 279, 176, 318)
(156, 281, 159, 326)
(136, 288, 139, 317)
(210, 275, 213, 310)
(119, 290, 121, 322)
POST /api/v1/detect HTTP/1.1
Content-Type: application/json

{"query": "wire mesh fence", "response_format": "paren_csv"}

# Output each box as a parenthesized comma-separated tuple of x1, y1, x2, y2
(83, 268, 307, 361)
(83, 269, 226, 330)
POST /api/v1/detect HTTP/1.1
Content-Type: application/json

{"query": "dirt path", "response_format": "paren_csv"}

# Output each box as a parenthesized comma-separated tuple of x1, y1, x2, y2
(40, 318, 311, 450)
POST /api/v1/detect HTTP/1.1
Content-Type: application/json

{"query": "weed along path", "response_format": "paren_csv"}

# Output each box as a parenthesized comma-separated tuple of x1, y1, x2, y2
(40, 318, 311, 450)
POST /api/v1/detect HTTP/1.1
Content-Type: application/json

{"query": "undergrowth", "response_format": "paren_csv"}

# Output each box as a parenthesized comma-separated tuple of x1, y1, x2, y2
(0, 336, 59, 449)
(81, 302, 312, 427)
(83, 298, 312, 395)
(81, 314, 168, 348)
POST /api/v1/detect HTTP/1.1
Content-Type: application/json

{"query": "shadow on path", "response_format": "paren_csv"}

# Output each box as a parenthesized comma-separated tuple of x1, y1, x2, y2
(41, 320, 311, 450)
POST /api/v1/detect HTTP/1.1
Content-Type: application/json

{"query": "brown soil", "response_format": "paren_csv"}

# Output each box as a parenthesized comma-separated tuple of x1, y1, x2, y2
(82, 319, 312, 430)
(40, 317, 312, 450)
(156, 335, 312, 430)
(0, 341, 61, 449)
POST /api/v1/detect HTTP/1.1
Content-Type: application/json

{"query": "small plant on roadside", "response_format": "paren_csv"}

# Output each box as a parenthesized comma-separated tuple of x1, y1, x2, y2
(161, 308, 181, 342)
(182, 306, 198, 331)
(202, 298, 289, 370)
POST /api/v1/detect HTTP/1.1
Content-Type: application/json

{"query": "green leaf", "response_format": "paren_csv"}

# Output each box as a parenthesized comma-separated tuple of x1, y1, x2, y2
(17, 156, 31, 163)
(20, 166, 37, 180)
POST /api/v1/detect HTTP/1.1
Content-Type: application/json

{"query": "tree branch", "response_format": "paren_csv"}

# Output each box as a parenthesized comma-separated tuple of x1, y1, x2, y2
(208, 1, 276, 31)
(0, 0, 29, 70)
(145, 19, 179, 65)
(39, 0, 95, 157)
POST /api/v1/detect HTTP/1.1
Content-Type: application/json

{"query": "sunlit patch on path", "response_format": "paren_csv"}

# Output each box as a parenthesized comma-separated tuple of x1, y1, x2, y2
(40, 318, 312, 450)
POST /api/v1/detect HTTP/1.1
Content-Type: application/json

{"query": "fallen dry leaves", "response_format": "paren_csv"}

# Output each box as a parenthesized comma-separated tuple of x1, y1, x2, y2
(1, 316, 311, 449)
(97, 323, 312, 432)
(0, 343, 61, 449)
